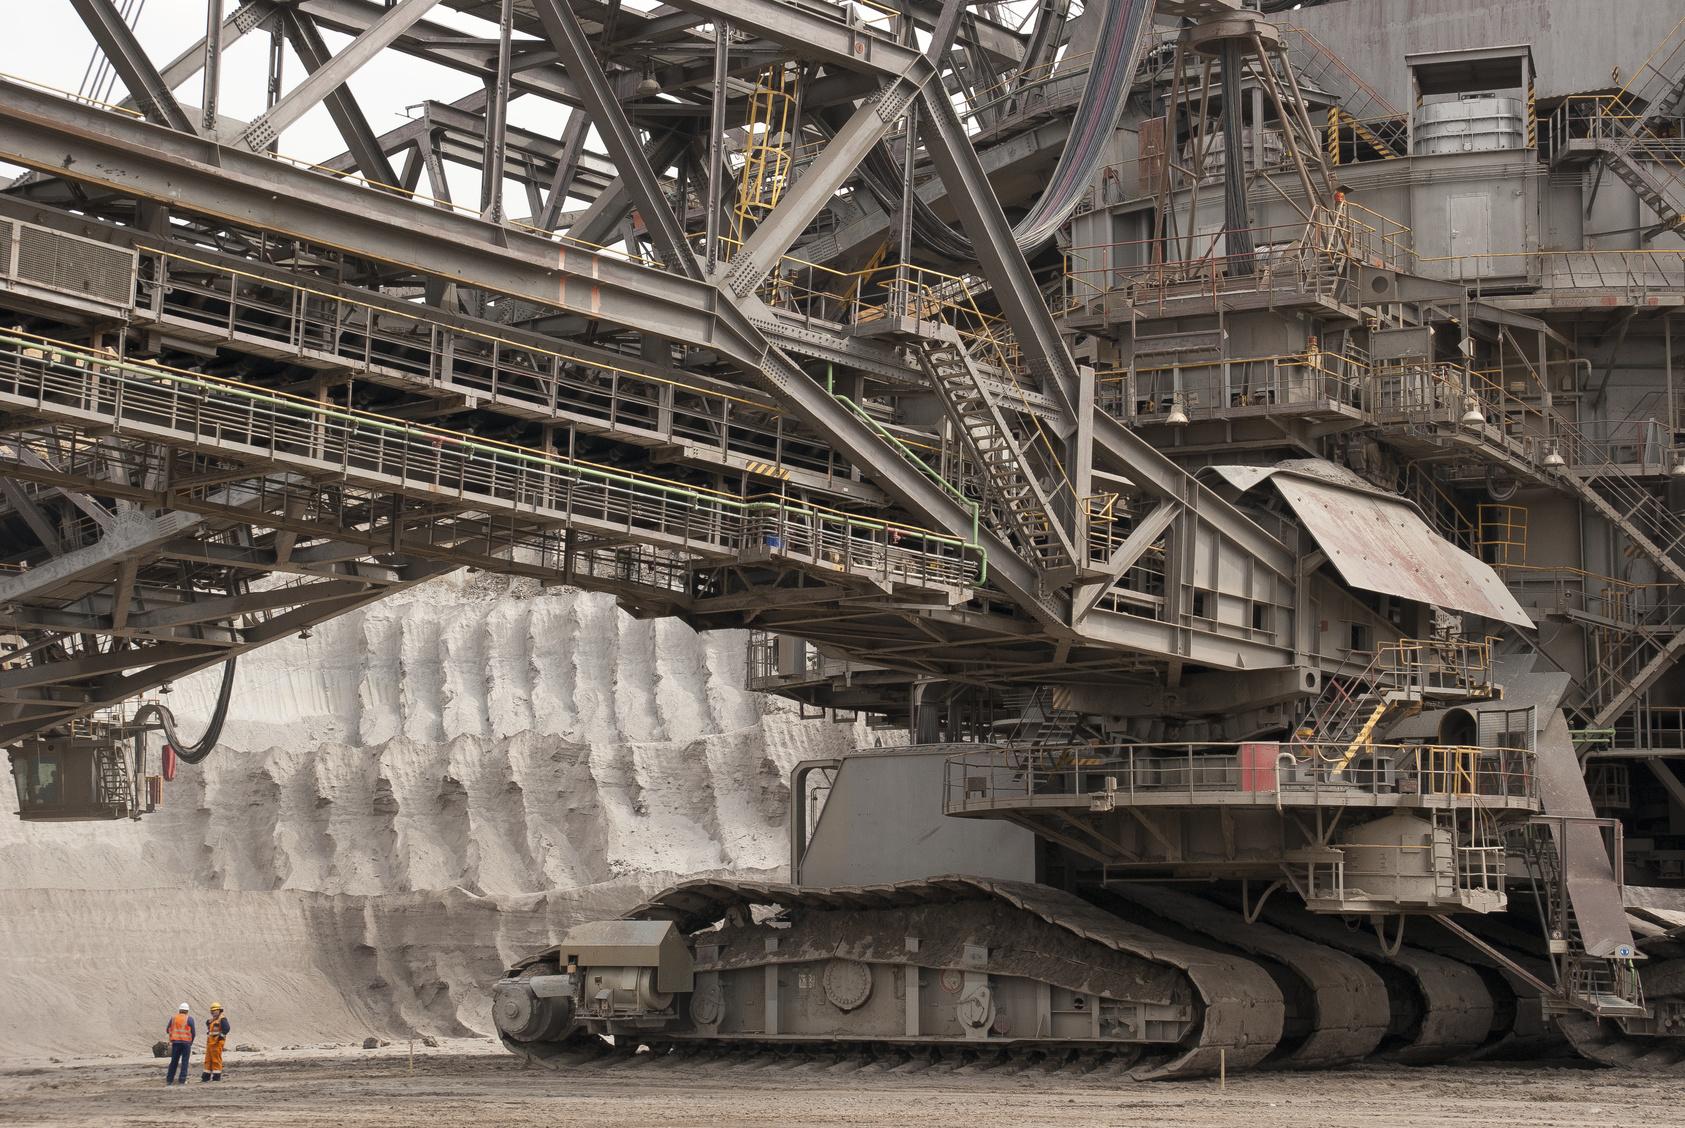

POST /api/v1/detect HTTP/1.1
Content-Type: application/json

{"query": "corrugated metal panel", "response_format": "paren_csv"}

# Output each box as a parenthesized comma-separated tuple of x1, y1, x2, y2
(1272, 474, 1533, 629)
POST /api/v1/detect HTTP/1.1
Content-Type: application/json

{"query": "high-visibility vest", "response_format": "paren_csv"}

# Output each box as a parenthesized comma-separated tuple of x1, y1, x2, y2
(207, 1015, 225, 1043)
(168, 1013, 193, 1043)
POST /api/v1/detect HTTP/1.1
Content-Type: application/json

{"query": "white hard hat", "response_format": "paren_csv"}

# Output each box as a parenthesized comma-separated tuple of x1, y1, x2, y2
(179, 1003, 190, 1012)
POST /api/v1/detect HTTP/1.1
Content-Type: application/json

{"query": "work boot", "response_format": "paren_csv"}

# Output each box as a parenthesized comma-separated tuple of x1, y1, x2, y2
(212, 1073, 222, 1081)
(200, 1072, 210, 1082)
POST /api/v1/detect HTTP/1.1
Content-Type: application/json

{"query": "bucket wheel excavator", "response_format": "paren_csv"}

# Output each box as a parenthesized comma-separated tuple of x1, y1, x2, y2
(0, 0, 1679, 1080)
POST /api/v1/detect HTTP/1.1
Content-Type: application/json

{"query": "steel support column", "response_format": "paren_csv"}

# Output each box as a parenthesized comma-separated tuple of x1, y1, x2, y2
(202, 0, 224, 134)
(705, 18, 730, 273)
(481, 0, 516, 222)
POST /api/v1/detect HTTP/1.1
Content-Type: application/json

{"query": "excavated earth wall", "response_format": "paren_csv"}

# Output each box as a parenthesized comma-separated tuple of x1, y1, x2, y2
(0, 573, 874, 1059)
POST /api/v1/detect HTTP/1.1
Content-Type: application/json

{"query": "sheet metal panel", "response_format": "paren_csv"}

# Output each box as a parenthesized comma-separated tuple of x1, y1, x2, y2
(1271, 475, 1533, 629)
(1534, 711, 1639, 960)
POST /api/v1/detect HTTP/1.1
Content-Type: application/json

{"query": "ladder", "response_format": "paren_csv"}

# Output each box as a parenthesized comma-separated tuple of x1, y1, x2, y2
(94, 741, 135, 815)
(916, 334, 1077, 575)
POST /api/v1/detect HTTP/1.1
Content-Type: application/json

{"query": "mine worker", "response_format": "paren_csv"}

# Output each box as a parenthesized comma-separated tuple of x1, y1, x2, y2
(164, 1004, 194, 1085)
(200, 1003, 231, 1082)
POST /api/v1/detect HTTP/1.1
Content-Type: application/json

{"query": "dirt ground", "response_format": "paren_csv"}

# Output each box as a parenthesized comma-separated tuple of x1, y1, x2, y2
(2, 1043, 1683, 1128)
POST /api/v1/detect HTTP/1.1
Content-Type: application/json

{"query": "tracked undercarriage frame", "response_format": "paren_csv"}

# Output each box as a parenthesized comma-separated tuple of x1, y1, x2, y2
(497, 877, 1281, 1080)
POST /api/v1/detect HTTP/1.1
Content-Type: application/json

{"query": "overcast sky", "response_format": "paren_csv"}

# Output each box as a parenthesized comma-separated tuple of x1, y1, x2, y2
(1, 1, 592, 210)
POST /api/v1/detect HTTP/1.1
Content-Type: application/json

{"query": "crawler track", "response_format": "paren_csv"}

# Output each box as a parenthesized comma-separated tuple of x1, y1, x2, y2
(1104, 885, 1389, 1068)
(497, 876, 1685, 1078)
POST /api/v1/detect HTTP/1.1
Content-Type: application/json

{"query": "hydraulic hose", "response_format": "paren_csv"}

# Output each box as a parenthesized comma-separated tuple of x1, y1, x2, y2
(134, 657, 237, 765)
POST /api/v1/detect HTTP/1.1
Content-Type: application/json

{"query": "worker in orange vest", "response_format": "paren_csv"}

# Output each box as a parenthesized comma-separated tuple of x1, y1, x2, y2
(200, 1003, 230, 1082)
(164, 1004, 194, 1085)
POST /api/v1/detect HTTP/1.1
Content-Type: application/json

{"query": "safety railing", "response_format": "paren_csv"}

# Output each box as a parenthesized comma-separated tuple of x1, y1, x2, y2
(1558, 418, 1672, 477)
(744, 628, 888, 692)
(1610, 704, 1685, 751)
(1546, 96, 1685, 211)
(1457, 839, 1510, 895)
(943, 739, 1540, 814)
(1065, 205, 1415, 316)
(1377, 636, 1495, 695)
(1279, 26, 1401, 123)
(737, 247, 1025, 389)
(140, 251, 853, 485)
(1495, 564, 1680, 628)
(0, 332, 982, 592)
(567, 545, 694, 595)
(1414, 247, 1685, 295)
(1114, 347, 1368, 424)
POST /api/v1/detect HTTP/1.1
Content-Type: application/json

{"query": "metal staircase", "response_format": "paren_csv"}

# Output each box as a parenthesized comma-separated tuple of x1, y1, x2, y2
(1282, 26, 1406, 160)
(93, 739, 136, 816)
(916, 334, 1078, 576)
(1549, 20, 1685, 239)
(1002, 685, 1081, 745)
(1552, 450, 1685, 728)
(1590, 151, 1685, 238)
(1511, 822, 1647, 1018)
(1297, 652, 1420, 773)
(1297, 639, 1500, 777)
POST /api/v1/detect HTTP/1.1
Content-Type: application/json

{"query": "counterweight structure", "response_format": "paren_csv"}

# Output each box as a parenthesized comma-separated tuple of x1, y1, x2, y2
(2, 0, 1684, 1073)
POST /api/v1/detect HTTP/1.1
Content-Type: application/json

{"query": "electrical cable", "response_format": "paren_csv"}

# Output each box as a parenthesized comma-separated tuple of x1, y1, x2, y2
(852, 0, 1156, 262)
(134, 657, 237, 764)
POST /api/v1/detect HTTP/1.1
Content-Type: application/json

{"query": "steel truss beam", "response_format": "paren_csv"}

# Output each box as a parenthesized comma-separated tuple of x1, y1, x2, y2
(530, 0, 702, 277)
(235, 0, 446, 153)
(0, 78, 758, 361)
(0, 77, 1298, 665)
(69, 0, 195, 133)
(116, 1, 278, 119)
(0, 0, 1336, 754)
(282, 8, 404, 190)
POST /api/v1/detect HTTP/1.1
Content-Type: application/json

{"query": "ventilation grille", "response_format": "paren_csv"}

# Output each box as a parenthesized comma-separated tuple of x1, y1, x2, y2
(1478, 705, 1537, 752)
(8, 223, 136, 307)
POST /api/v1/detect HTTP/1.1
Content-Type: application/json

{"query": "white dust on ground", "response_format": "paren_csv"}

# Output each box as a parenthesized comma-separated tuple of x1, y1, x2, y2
(0, 573, 878, 1062)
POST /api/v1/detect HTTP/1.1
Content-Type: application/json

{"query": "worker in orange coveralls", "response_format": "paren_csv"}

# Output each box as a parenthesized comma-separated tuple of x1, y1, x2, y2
(199, 1003, 231, 1082)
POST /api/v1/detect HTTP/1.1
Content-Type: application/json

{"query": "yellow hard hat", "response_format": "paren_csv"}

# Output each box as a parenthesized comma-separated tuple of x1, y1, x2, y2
(210, 1002, 222, 1011)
